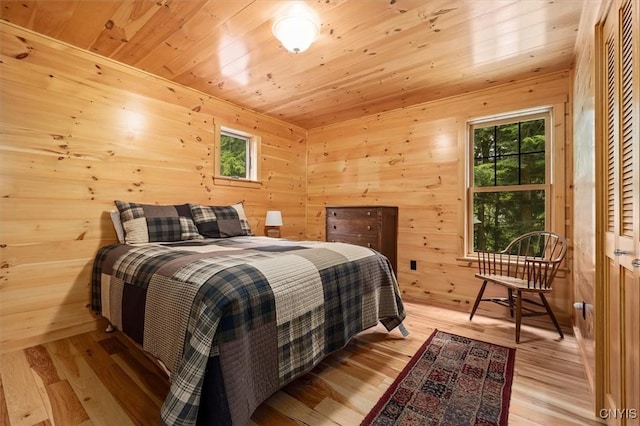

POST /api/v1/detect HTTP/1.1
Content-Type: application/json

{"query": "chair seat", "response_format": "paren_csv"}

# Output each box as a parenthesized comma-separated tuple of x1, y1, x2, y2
(470, 231, 567, 343)
(474, 273, 551, 292)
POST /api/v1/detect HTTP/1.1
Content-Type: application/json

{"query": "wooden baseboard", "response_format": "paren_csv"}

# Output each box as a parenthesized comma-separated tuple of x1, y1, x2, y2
(0, 319, 102, 355)
(573, 324, 597, 414)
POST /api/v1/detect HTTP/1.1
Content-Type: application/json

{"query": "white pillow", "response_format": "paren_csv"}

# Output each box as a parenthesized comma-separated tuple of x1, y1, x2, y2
(110, 210, 126, 243)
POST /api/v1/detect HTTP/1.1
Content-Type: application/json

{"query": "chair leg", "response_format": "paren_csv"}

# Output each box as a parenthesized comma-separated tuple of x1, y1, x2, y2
(470, 280, 488, 320)
(507, 288, 514, 318)
(539, 293, 564, 339)
(515, 290, 522, 343)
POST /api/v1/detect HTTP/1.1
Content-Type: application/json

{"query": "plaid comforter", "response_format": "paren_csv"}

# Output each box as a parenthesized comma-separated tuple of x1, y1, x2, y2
(91, 236, 405, 425)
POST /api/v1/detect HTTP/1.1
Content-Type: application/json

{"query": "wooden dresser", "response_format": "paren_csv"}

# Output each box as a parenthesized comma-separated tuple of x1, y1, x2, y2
(325, 206, 398, 273)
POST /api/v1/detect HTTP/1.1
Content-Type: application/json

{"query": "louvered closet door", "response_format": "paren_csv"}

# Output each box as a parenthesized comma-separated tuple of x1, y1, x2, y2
(601, 0, 640, 423)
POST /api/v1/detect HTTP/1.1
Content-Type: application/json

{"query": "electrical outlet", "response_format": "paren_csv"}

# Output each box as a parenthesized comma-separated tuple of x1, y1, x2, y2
(410, 260, 417, 270)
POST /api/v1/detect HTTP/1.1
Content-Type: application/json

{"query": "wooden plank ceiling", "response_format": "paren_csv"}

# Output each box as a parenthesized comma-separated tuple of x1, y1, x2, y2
(0, 0, 584, 129)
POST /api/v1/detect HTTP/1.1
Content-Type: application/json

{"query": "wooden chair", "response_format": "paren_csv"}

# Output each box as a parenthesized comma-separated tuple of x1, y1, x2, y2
(469, 231, 567, 343)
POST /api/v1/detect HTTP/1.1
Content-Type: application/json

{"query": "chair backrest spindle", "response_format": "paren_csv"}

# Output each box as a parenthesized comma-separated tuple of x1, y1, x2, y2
(477, 231, 567, 291)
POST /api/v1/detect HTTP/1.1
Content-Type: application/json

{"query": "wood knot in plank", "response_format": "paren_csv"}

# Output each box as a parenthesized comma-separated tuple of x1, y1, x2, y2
(425, 176, 442, 189)
(24, 345, 60, 385)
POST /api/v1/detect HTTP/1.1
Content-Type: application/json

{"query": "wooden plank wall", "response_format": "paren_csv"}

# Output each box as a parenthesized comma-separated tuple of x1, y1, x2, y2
(307, 72, 573, 321)
(571, 0, 603, 398)
(0, 22, 307, 353)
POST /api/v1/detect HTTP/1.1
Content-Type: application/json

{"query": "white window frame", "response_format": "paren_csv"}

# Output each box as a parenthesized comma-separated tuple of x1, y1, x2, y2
(214, 123, 261, 187)
(465, 107, 553, 256)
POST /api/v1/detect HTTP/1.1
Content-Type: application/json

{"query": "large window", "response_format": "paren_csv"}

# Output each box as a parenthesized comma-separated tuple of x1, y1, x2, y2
(215, 126, 259, 183)
(468, 110, 551, 253)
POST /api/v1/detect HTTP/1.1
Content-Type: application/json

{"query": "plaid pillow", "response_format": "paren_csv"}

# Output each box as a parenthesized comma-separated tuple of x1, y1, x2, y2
(189, 202, 253, 238)
(114, 201, 203, 244)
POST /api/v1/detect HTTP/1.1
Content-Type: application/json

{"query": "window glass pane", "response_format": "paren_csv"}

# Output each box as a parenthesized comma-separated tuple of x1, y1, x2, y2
(495, 155, 519, 186)
(520, 119, 545, 153)
(473, 127, 495, 187)
(473, 117, 546, 188)
(496, 122, 518, 155)
(520, 152, 545, 184)
(474, 127, 496, 158)
(473, 190, 545, 252)
(474, 157, 494, 187)
(220, 133, 248, 178)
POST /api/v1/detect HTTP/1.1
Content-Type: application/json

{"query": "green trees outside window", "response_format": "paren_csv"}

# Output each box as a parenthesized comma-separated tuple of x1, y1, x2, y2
(220, 132, 248, 178)
(472, 117, 548, 252)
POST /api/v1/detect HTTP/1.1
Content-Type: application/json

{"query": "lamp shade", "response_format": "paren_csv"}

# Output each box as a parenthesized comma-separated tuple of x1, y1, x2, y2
(272, 14, 319, 53)
(265, 210, 283, 226)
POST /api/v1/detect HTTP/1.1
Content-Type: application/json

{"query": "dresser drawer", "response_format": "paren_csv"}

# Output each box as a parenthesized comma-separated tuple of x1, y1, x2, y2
(325, 206, 397, 274)
(326, 207, 378, 220)
(326, 233, 379, 250)
(326, 217, 378, 235)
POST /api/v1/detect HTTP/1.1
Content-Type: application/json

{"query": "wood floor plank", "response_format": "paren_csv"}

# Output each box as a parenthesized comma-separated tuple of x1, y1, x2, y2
(250, 403, 298, 426)
(0, 351, 48, 426)
(68, 332, 162, 425)
(24, 346, 60, 385)
(23, 344, 90, 425)
(0, 301, 601, 425)
(0, 371, 11, 426)
(46, 380, 90, 425)
(341, 344, 407, 378)
(319, 357, 386, 388)
(282, 373, 335, 409)
(264, 391, 340, 425)
(308, 367, 381, 413)
(45, 339, 135, 426)
(314, 397, 362, 425)
(27, 366, 52, 426)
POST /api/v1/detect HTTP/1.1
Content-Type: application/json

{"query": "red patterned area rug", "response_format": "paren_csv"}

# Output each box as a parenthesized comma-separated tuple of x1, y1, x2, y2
(362, 329, 516, 425)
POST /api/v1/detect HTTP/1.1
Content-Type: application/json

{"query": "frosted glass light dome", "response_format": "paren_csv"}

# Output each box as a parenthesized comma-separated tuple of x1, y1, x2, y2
(272, 14, 319, 53)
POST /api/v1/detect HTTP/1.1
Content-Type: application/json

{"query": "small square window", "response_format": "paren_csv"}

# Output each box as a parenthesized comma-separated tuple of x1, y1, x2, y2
(220, 130, 249, 179)
(215, 125, 260, 184)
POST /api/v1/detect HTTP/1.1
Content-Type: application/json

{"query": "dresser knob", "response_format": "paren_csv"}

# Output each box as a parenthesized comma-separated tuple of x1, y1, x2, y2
(367, 211, 371, 216)
(332, 211, 337, 216)
(367, 243, 372, 248)
(333, 225, 337, 229)
(367, 225, 371, 231)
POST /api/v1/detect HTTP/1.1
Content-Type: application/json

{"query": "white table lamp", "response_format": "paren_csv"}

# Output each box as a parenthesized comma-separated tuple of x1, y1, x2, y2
(265, 210, 283, 237)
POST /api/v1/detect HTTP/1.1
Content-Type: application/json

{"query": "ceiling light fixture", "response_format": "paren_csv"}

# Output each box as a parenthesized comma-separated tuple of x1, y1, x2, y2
(272, 10, 319, 53)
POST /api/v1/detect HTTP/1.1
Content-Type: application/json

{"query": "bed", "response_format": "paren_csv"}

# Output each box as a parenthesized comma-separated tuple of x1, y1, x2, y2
(91, 202, 406, 426)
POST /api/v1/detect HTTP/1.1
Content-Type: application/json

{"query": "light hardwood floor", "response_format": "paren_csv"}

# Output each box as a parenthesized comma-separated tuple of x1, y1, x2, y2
(0, 301, 601, 426)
